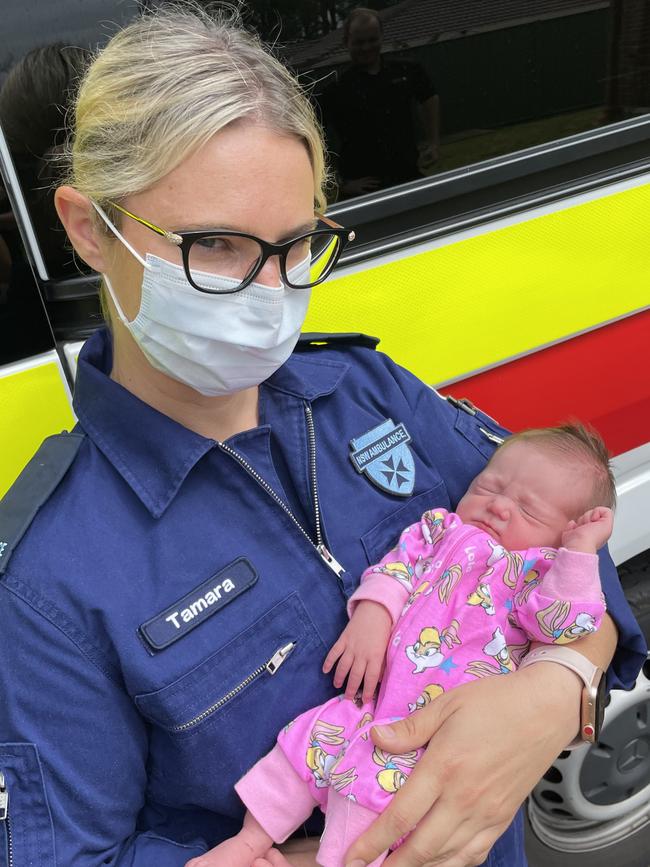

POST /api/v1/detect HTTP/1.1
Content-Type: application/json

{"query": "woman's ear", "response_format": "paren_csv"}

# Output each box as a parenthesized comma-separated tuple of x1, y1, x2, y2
(54, 186, 109, 272)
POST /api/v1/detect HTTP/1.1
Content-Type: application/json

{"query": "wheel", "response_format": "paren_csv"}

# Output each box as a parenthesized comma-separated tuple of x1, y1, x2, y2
(525, 549, 650, 866)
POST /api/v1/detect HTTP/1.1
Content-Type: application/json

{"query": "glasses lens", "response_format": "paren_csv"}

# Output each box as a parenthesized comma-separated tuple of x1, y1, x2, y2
(187, 235, 263, 292)
(286, 232, 342, 287)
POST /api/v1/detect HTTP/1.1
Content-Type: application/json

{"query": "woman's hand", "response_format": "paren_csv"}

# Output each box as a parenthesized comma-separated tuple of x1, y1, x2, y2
(343, 662, 583, 867)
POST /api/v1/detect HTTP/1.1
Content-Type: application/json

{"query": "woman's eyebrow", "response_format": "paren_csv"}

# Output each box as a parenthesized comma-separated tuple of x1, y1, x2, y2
(277, 219, 320, 240)
(174, 219, 319, 237)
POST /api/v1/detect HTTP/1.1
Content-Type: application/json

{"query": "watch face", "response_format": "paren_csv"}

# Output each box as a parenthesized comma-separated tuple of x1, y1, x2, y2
(594, 674, 607, 741)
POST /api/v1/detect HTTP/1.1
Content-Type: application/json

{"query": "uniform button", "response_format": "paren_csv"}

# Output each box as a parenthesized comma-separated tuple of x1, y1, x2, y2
(393, 634, 401, 646)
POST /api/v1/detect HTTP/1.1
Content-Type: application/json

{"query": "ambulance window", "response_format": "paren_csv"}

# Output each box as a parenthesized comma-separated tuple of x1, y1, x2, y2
(259, 0, 650, 205)
(0, 175, 54, 366)
(0, 0, 142, 282)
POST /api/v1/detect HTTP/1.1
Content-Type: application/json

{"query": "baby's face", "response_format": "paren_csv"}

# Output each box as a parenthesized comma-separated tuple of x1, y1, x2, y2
(456, 440, 592, 550)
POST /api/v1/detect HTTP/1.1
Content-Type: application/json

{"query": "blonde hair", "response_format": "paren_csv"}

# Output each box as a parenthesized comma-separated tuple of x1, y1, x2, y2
(63, 3, 329, 216)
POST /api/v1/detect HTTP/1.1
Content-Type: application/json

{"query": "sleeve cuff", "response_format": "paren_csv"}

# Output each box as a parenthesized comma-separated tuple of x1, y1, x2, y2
(542, 548, 601, 600)
(347, 573, 407, 625)
(235, 744, 318, 843)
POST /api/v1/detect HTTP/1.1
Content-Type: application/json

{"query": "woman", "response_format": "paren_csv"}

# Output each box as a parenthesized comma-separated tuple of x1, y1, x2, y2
(0, 7, 644, 867)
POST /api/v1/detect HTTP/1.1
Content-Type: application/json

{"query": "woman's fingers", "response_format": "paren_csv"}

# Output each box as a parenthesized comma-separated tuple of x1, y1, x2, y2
(382, 810, 498, 867)
(344, 741, 446, 865)
(348, 666, 581, 867)
(370, 688, 450, 753)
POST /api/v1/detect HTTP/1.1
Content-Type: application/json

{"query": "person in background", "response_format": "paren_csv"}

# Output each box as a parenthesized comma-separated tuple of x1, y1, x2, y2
(320, 7, 439, 199)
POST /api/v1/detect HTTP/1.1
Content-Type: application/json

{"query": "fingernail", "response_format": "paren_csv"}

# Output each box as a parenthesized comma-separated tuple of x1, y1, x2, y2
(373, 724, 395, 740)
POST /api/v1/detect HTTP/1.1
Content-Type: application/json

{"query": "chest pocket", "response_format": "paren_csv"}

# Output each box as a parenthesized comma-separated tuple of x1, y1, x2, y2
(135, 592, 328, 817)
(0, 745, 54, 867)
(361, 484, 446, 565)
(453, 404, 506, 460)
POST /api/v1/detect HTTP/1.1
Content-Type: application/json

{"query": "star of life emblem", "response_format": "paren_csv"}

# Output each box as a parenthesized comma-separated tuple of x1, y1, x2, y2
(349, 419, 415, 496)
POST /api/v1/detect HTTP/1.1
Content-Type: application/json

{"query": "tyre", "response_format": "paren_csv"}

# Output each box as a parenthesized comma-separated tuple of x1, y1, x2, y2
(525, 550, 650, 866)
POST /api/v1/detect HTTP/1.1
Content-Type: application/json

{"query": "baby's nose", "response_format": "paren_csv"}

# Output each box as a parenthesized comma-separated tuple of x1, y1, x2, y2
(489, 496, 511, 519)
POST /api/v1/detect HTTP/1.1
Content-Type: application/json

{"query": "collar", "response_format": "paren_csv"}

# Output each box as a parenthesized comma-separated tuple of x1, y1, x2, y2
(73, 329, 348, 518)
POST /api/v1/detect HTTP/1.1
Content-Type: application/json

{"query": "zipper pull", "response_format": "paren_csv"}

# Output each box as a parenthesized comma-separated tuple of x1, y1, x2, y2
(479, 426, 505, 445)
(266, 642, 296, 675)
(317, 544, 346, 578)
(0, 771, 8, 821)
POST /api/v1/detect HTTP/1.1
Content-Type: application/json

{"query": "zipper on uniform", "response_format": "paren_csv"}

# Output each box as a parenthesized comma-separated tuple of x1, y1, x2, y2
(171, 642, 296, 732)
(304, 404, 346, 577)
(217, 406, 345, 577)
(0, 771, 13, 867)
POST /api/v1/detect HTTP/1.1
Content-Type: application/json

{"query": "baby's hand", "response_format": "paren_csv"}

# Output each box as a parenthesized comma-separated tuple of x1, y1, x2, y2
(561, 506, 614, 554)
(322, 600, 392, 703)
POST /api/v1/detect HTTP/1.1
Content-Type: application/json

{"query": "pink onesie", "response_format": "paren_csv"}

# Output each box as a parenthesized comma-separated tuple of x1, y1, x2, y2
(236, 509, 605, 866)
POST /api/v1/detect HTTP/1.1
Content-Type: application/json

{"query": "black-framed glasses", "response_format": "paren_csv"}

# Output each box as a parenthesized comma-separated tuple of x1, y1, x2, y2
(106, 201, 355, 294)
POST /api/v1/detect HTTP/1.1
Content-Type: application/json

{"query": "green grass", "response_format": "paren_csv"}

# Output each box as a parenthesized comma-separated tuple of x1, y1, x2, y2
(428, 107, 604, 174)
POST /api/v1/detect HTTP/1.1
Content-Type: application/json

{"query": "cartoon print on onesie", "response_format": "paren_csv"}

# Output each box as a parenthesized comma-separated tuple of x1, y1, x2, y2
(466, 581, 496, 615)
(536, 599, 598, 643)
(372, 560, 415, 593)
(514, 550, 556, 605)
(480, 539, 524, 588)
(305, 720, 357, 791)
(405, 620, 461, 673)
(400, 560, 463, 616)
(356, 711, 374, 741)
(408, 683, 444, 713)
(372, 747, 419, 794)
(513, 569, 540, 606)
(421, 509, 446, 547)
(431, 563, 463, 605)
(464, 626, 530, 678)
(401, 578, 434, 616)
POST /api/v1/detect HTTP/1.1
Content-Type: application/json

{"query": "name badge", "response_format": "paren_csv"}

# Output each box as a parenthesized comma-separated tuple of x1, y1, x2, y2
(139, 558, 258, 650)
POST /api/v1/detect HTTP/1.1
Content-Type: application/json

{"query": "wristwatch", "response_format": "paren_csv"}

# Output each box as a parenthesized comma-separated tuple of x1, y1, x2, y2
(519, 646, 606, 745)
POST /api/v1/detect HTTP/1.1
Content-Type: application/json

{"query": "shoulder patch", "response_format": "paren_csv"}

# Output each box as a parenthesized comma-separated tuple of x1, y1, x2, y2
(296, 332, 380, 350)
(0, 432, 84, 575)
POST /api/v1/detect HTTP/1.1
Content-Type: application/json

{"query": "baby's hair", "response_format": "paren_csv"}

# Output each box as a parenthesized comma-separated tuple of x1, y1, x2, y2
(497, 422, 616, 510)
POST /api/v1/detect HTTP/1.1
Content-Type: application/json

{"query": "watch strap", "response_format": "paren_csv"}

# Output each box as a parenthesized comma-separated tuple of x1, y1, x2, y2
(519, 645, 600, 688)
(519, 646, 605, 745)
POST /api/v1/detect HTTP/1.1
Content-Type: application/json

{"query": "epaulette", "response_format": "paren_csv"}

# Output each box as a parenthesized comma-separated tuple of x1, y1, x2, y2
(0, 432, 84, 576)
(296, 332, 380, 350)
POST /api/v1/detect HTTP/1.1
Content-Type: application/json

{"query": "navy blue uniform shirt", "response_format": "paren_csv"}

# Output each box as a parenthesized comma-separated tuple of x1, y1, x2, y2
(0, 328, 645, 866)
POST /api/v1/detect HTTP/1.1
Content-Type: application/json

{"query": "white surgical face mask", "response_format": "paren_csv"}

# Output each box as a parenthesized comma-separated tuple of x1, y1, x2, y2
(93, 204, 312, 396)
